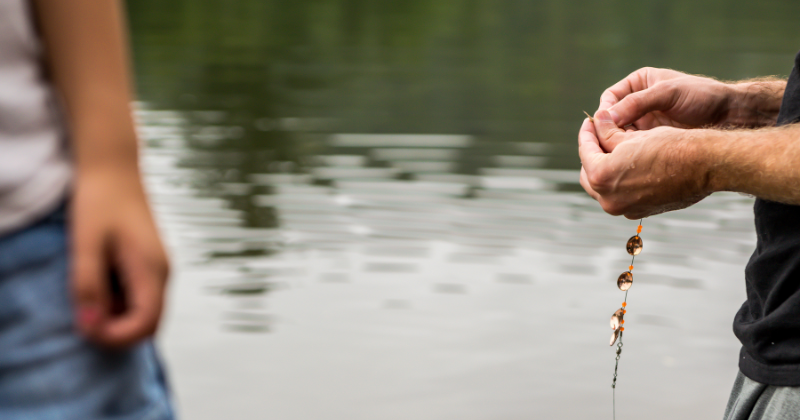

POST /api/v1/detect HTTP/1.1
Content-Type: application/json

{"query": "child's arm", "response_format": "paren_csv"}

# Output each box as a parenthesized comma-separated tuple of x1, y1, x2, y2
(33, 0, 169, 348)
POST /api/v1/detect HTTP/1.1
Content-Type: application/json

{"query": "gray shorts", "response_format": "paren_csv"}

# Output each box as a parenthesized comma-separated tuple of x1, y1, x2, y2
(725, 371, 800, 420)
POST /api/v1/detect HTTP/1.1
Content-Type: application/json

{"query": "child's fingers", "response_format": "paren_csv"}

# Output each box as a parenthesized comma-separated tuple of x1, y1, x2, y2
(70, 225, 110, 338)
(97, 244, 166, 348)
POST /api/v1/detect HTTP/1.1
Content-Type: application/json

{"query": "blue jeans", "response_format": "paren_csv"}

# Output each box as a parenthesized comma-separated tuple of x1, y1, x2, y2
(0, 206, 174, 419)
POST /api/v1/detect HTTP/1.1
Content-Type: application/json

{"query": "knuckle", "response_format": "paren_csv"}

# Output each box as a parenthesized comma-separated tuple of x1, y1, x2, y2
(600, 89, 616, 102)
(143, 248, 171, 282)
(600, 200, 625, 216)
(637, 67, 655, 81)
(71, 263, 101, 298)
(626, 93, 644, 109)
(660, 80, 680, 98)
(586, 170, 609, 192)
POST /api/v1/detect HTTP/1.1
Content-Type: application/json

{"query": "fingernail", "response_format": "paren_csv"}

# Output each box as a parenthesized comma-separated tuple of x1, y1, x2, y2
(596, 109, 614, 122)
(609, 109, 621, 125)
(78, 307, 99, 328)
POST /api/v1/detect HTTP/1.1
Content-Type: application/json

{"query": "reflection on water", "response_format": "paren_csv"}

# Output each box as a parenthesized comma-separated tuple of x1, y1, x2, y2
(128, 0, 798, 418)
(141, 104, 756, 419)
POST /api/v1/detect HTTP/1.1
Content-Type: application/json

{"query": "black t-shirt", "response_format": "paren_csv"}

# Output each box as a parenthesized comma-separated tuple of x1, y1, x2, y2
(734, 50, 800, 386)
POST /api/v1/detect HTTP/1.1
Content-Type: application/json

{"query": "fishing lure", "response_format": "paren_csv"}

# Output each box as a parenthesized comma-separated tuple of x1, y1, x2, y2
(584, 111, 644, 418)
(609, 221, 643, 419)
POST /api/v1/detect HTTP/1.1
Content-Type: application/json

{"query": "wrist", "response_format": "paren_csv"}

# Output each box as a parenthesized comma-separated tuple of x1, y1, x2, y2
(71, 111, 141, 176)
(700, 128, 752, 195)
(74, 132, 141, 182)
(725, 80, 786, 127)
(74, 165, 146, 197)
(691, 128, 730, 195)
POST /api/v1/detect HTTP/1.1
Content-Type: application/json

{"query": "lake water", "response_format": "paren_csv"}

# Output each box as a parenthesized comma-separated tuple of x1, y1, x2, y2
(128, 1, 800, 418)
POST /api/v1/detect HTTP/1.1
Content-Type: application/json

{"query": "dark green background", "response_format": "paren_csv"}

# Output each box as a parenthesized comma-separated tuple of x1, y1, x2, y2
(127, 0, 800, 174)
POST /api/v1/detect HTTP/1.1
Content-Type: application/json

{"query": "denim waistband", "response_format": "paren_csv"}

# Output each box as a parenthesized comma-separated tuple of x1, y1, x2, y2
(0, 201, 65, 242)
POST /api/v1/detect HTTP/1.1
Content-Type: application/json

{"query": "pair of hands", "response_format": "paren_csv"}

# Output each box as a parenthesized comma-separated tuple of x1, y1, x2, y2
(579, 67, 741, 219)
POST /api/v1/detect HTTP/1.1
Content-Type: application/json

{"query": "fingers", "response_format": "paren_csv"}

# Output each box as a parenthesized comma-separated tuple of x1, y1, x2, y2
(593, 110, 626, 152)
(98, 266, 164, 348)
(607, 85, 678, 128)
(71, 226, 110, 338)
(580, 166, 600, 201)
(578, 118, 607, 196)
(597, 68, 650, 112)
(96, 243, 167, 348)
(631, 113, 660, 131)
(598, 67, 686, 119)
(598, 89, 620, 113)
(578, 116, 625, 213)
(73, 220, 168, 349)
(578, 118, 605, 169)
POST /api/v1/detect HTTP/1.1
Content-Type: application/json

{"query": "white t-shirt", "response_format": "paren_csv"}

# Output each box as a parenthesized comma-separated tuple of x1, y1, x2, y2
(0, 0, 72, 235)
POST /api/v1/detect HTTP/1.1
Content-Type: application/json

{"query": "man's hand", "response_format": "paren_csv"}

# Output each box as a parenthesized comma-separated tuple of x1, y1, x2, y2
(71, 171, 169, 348)
(596, 68, 785, 152)
(597, 67, 732, 132)
(583, 69, 794, 217)
(579, 111, 713, 219)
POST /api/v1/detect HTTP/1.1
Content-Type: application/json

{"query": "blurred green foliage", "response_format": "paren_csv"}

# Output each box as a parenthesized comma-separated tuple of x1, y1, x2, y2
(127, 0, 800, 166)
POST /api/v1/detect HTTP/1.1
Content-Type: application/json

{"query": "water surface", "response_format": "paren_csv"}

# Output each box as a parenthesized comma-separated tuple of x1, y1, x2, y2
(128, 1, 799, 418)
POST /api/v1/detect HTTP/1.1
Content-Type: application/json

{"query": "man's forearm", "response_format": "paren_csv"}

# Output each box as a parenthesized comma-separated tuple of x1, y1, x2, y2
(706, 124, 800, 204)
(725, 79, 787, 128)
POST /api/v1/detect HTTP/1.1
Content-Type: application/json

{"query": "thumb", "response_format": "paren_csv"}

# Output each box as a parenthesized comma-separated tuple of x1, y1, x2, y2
(608, 86, 677, 127)
(71, 235, 110, 337)
(592, 110, 625, 152)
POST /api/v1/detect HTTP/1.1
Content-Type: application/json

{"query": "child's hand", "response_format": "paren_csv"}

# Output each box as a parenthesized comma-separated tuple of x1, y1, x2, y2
(70, 170, 169, 348)
(33, 0, 170, 348)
